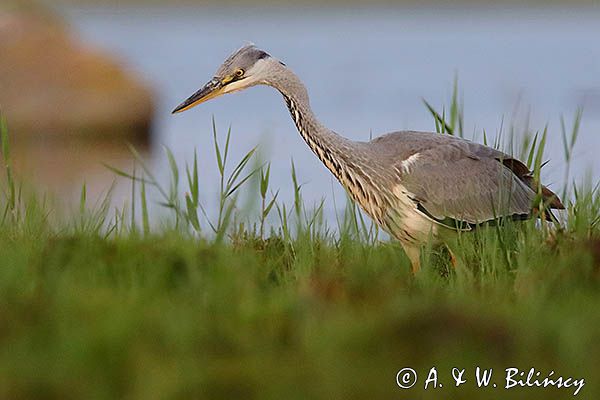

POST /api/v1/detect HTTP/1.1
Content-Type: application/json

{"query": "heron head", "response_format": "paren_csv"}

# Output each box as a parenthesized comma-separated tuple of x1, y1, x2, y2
(172, 44, 277, 114)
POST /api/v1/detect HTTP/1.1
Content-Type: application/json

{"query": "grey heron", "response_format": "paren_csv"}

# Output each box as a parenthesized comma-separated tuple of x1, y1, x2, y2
(173, 44, 563, 272)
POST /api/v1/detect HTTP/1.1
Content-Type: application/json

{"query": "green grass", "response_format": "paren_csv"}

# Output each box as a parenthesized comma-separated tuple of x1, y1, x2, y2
(0, 96, 599, 399)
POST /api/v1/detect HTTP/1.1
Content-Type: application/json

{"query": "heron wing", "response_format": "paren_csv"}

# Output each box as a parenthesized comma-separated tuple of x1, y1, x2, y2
(391, 139, 536, 227)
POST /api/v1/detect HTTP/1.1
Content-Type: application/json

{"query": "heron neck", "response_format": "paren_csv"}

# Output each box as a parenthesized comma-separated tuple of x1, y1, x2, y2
(267, 66, 354, 180)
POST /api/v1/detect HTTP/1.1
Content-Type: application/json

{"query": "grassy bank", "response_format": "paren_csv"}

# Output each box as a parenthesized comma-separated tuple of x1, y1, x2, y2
(0, 103, 599, 399)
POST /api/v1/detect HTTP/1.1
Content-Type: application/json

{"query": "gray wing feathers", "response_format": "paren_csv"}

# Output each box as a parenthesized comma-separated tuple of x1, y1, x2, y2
(401, 153, 534, 224)
(372, 132, 536, 225)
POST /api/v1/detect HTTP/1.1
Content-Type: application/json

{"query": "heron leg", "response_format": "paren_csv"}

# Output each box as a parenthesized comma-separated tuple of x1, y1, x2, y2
(447, 246, 457, 268)
(403, 245, 421, 274)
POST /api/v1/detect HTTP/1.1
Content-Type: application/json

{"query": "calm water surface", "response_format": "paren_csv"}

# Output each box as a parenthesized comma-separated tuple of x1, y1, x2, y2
(58, 5, 600, 221)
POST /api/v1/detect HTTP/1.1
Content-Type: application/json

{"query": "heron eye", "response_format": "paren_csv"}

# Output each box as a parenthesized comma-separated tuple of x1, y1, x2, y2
(235, 69, 244, 77)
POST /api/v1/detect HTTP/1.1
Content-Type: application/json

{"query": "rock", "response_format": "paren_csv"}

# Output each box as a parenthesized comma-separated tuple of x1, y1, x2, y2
(0, 8, 154, 142)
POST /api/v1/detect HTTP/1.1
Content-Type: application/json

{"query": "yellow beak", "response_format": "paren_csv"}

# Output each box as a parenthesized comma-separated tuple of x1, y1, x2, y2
(172, 78, 225, 114)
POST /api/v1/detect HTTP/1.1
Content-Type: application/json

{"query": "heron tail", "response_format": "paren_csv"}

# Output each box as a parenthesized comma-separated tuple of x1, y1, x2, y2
(541, 185, 565, 209)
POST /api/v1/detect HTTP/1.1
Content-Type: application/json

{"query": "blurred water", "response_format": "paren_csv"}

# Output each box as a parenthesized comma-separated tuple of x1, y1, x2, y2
(59, 5, 600, 221)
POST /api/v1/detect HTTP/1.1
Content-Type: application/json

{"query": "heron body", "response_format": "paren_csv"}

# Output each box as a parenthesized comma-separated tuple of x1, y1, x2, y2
(173, 45, 563, 272)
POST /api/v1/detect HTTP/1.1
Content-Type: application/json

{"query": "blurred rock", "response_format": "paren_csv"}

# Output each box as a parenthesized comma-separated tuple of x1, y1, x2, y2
(0, 8, 154, 142)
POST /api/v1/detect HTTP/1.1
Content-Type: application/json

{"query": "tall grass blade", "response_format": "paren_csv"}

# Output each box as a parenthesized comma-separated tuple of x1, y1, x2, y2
(212, 117, 224, 175)
(141, 177, 149, 235)
(130, 165, 137, 234)
(1, 115, 15, 213)
(525, 132, 539, 169)
(185, 194, 201, 232)
(423, 99, 454, 135)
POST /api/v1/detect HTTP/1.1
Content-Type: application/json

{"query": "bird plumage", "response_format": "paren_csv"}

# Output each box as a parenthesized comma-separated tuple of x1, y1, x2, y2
(173, 44, 563, 272)
(369, 131, 548, 224)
